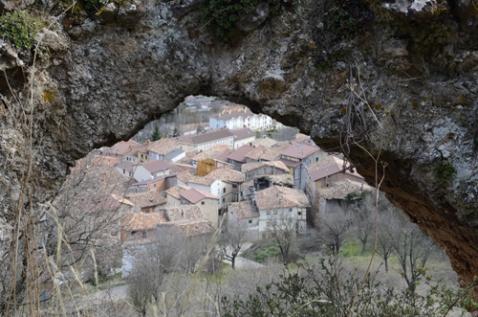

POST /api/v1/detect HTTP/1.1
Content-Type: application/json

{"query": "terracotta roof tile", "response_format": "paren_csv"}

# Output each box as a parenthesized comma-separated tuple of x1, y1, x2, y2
(147, 138, 183, 155)
(141, 160, 172, 173)
(122, 212, 167, 231)
(307, 156, 362, 181)
(241, 160, 289, 173)
(125, 192, 166, 208)
(255, 186, 310, 210)
(179, 187, 218, 203)
(280, 143, 320, 160)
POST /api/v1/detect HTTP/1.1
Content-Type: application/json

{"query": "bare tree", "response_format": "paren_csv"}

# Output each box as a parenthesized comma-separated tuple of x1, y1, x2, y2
(220, 223, 246, 270)
(392, 221, 435, 293)
(319, 210, 353, 255)
(271, 219, 297, 266)
(349, 198, 373, 254)
(128, 246, 165, 317)
(375, 206, 398, 272)
(127, 229, 201, 316)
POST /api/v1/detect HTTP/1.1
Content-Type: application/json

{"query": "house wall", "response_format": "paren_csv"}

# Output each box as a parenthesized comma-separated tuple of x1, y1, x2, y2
(152, 169, 170, 179)
(209, 117, 225, 129)
(226, 213, 260, 241)
(244, 166, 288, 181)
(258, 207, 307, 234)
(195, 136, 234, 151)
(121, 228, 157, 243)
(166, 148, 186, 162)
(148, 151, 165, 161)
(122, 154, 139, 163)
(315, 173, 366, 188)
(166, 193, 181, 207)
(133, 166, 152, 182)
(227, 159, 243, 171)
(194, 198, 219, 227)
(115, 166, 134, 178)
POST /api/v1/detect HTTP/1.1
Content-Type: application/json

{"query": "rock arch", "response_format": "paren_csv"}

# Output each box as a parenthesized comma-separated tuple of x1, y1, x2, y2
(1, 0, 477, 309)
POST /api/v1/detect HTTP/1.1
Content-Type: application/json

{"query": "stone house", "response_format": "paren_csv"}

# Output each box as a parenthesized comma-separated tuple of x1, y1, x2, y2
(165, 186, 219, 227)
(279, 142, 324, 190)
(241, 160, 290, 181)
(133, 160, 172, 182)
(147, 138, 186, 162)
(115, 161, 136, 178)
(254, 185, 310, 235)
(226, 144, 256, 170)
(227, 200, 260, 240)
(187, 167, 245, 210)
(127, 174, 177, 194)
(120, 211, 167, 243)
(304, 156, 369, 226)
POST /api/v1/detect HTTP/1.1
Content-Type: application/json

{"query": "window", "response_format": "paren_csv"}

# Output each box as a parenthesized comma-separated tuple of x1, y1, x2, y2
(201, 201, 205, 205)
(289, 208, 293, 212)
(222, 198, 225, 203)
(248, 220, 253, 224)
(223, 188, 226, 193)
(232, 184, 238, 188)
(298, 211, 302, 216)
(316, 157, 319, 162)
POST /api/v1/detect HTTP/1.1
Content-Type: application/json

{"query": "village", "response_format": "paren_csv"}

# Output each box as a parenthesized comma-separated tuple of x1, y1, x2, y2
(66, 98, 370, 277)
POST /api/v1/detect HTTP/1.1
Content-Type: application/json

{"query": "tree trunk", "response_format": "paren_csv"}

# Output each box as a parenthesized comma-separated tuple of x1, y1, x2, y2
(384, 256, 389, 272)
(231, 255, 236, 270)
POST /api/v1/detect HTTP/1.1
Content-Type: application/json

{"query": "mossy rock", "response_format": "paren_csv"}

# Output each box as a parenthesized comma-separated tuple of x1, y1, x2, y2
(434, 161, 456, 185)
(0, 11, 45, 50)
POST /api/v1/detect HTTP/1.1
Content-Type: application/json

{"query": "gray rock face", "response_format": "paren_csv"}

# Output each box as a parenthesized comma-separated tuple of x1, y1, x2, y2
(1, 0, 478, 309)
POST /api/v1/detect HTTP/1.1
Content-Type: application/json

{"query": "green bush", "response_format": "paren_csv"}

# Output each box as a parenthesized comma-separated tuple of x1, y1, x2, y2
(0, 11, 45, 49)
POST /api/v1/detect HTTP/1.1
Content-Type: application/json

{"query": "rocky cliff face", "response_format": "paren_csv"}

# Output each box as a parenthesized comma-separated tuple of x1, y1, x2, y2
(0, 0, 477, 309)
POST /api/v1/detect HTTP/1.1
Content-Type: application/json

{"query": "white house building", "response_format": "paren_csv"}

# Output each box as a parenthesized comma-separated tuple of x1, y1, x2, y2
(209, 107, 281, 131)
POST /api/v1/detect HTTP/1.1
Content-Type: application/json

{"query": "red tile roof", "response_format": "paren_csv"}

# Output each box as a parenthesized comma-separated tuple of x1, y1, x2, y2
(227, 144, 255, 162)
(142, 160, 172, 173)
(179, 188, 218, 203)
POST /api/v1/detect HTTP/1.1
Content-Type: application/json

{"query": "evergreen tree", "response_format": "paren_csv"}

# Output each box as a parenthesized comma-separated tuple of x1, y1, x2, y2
(151, 125, 161, 141)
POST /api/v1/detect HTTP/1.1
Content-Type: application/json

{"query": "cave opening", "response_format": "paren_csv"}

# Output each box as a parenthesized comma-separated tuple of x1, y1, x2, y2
(45, 95, 464, 315)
